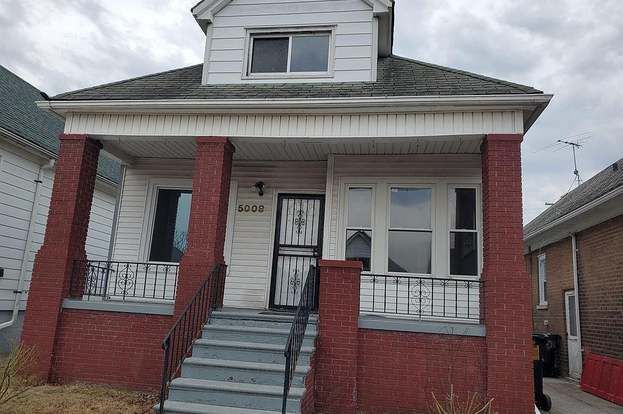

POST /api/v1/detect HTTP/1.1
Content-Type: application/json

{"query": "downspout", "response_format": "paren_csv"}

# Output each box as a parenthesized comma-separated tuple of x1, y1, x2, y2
(571, 234, 583, 373)
(0, 158, 55, 330)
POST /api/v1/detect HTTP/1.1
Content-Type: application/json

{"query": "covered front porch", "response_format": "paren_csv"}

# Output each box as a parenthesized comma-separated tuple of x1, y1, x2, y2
(72, 128, 488, 328)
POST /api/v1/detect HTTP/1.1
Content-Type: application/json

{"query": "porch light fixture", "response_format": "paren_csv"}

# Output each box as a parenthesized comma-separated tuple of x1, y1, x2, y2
(252, 181, 265, 197)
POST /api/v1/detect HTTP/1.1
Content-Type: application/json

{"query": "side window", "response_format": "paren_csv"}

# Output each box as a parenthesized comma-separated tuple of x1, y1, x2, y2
(149, 189, 192, 263)
(387, 187, 433, 274)
(538, 254, 548, 305)
(449, 187, 479, 276)
(345, 187, 373, 271)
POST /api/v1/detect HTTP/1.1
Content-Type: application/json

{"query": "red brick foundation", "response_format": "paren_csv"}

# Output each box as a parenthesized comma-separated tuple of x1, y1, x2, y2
(21, 134, 101, 380)
(357, 330, 486, 413)
(51, 309, 172, 391)
(175, 136, 234, 314)
(482, 134, 534, 413)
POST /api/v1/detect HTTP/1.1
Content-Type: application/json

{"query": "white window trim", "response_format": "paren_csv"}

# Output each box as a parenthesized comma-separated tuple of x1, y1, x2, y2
(140, 178, 192, 265)
(537, 253, 548, 306)
(338, 177, 482, 280)
(386, 184, 436, 276)
(447, 184, 483, 278)
(345, 185, 376, 272)
(242, 25, 336, 80)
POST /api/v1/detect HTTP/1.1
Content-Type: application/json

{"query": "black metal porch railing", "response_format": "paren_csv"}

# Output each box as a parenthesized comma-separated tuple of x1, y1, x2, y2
(159, 263, 226, 414)
(70, 260, 180, 301)
(282, 265, 318, 414)
(359, 274, 483, 322)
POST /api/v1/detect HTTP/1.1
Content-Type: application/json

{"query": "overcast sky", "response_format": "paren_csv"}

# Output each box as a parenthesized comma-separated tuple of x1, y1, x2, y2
(1, 0, 621, 223)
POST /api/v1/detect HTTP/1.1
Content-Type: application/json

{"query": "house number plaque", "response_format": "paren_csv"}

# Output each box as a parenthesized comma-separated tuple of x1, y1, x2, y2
(238, 204, 265, 213)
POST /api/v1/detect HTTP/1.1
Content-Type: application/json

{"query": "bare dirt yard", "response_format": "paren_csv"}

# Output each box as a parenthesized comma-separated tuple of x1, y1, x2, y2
(0, 383, 157, 414)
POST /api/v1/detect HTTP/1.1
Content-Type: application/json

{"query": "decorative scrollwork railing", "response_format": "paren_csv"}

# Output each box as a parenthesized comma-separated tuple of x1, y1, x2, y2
(359, 274, 483, 322)
(282, 265, 318, 414)
(159, 263, 226, 414)
(70, 260, 179, 301)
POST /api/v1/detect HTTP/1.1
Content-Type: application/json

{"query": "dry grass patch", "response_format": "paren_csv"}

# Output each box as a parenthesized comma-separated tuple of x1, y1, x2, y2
(1, 382, 157, 414)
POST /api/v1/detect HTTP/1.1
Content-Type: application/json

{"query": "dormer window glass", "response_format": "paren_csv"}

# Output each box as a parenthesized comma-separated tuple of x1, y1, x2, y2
(248, 31, 331, 75)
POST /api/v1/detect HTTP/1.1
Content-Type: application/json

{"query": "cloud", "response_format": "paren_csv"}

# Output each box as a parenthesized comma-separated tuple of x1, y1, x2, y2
(1, 0, 621, 223)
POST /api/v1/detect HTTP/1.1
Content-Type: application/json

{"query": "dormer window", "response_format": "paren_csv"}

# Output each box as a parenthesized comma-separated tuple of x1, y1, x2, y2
(245, 28, 334, 78)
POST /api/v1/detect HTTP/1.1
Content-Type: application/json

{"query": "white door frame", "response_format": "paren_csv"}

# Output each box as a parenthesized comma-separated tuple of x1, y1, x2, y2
(565, 290, 582, 379)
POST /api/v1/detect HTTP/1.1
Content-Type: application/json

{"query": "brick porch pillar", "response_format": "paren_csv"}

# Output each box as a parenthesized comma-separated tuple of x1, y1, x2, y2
(174, 136, 234, 314)
(21, 134, 101, 380)
(315, 260, 362, 414)
(482, 134, 534, 413)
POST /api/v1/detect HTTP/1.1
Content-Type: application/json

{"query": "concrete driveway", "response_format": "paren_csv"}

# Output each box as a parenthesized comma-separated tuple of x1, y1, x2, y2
(542, 378, 623, 414)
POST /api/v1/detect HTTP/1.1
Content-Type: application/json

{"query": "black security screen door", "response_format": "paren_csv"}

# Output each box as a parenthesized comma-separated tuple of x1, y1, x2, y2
(270, 194, 324, 310)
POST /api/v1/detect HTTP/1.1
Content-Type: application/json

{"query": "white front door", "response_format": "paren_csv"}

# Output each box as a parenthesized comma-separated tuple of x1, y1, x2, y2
(565, 290, 582, 379)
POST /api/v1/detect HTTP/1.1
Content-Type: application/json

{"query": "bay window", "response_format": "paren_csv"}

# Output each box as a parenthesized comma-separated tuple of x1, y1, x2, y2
(342, 181, 481, 278)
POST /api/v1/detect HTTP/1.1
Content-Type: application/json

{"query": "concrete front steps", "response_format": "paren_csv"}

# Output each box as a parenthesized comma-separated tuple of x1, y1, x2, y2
(158, 309, 317, 414)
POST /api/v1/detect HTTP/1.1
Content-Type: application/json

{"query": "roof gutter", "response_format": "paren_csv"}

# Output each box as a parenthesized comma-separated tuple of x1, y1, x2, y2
(37, 94, 553, 115)
(524, 184, 623, 242)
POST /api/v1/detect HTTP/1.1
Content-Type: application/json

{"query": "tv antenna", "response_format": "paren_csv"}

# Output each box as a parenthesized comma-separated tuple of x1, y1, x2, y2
(558, 139, 583, 188)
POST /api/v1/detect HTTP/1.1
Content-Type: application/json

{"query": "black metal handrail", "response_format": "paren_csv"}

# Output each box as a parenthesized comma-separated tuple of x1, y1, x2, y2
(359, 274, 483, 322)
(282, 265, 318, 414)
(159, 263, 226, 414)
(70, 259, 180, 301)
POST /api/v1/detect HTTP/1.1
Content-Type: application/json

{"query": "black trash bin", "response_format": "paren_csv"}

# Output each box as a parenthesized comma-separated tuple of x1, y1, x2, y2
(533, 333, 561, 377)
(533, 336, 552, 411)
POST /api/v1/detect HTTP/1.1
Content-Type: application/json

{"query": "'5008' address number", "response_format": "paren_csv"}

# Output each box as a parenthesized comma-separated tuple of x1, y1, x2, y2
(238, 204, 265, 213)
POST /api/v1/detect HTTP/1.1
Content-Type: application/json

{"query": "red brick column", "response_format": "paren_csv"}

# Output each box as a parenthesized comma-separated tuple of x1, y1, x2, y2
(174, 136, 234, 314)
(482, 134, 534, 413)
(21, 134, 101, 380)
(315, 260, 362, 414)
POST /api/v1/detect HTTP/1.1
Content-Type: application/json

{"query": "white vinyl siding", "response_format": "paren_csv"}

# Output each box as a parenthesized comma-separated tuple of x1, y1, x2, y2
(64, 111, 525, 142)
(111, 159, 327, 309)
(0, 140, 117, 310)
(201, 0, 375, 84)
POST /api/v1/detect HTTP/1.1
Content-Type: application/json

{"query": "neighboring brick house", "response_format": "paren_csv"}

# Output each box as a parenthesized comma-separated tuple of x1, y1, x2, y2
(524, 158, 623, 381)
(19, 1, 552, 413)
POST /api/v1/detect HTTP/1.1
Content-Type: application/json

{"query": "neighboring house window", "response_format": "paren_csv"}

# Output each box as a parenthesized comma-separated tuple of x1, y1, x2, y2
(538, 254, 548, 305)
(248, 31, 331, 75)
(149, 189, 192, 263)
(388, 187, 433, 274)
(449, 187, 478, 276)
(345, 187, 373, 271)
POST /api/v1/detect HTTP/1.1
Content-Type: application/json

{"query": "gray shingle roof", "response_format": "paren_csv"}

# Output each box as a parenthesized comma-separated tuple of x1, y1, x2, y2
(524, 158, 623, 237)
(0, 66, 120, 184)
(53, 55, 542, 101)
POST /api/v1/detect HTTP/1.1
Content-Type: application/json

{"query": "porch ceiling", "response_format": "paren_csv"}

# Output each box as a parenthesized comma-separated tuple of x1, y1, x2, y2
(98, 135, 484, 163)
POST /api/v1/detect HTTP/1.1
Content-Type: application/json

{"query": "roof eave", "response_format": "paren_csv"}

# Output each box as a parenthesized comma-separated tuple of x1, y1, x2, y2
(524, 184, 623, 243)
(38, 93, 553, 117)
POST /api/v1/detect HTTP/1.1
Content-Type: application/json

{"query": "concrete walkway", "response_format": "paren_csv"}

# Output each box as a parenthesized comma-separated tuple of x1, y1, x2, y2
(542, 378, 623, 414)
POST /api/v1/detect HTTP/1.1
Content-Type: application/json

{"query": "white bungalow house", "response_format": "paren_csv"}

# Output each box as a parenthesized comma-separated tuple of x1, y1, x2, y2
(22, 1, 551, 413)
(0, 66, 119, 352)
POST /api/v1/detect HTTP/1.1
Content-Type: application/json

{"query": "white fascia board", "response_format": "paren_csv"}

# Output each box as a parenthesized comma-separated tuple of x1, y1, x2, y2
(38, 94, 552, 115)
(524, 185, 623, 243)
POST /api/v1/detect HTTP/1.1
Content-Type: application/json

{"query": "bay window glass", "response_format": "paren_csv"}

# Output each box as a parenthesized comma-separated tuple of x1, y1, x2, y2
(345, 188, 372, 271)
(388, 187, 432, 274)
(149, 189, 192, 263)
(449, 188, 478, 276)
